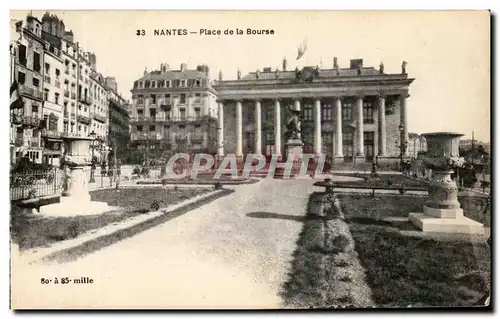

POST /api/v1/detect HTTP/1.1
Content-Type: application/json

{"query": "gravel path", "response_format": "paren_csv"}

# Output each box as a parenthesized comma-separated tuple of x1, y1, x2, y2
(12, 179, 320, 309)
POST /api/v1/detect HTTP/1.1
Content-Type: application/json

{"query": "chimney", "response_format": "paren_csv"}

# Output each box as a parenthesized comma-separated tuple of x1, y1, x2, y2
(350, 59, 363, 69)
(180, 63, 187, 72)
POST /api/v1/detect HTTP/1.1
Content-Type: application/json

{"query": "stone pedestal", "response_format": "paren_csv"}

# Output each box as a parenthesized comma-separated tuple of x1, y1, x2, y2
(409, 132, 484, 234)
(274, 139, 303, 179)
(39, 136, 112, 217)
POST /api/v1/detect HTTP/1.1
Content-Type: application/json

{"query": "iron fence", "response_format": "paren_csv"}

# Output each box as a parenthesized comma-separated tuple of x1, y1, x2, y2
(10, 168, 62, 201)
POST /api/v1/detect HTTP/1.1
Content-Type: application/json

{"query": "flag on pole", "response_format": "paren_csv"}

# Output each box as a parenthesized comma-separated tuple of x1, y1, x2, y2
(296, 38, 308, 60)
(10, 80, 24, 110)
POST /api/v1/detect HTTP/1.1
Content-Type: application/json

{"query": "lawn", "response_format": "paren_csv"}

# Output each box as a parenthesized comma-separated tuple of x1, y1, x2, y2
(348, 218, 491, 307)
(281, 191, 491, 309)
(326, 174, 429, 190)
(336, 193, 490, 227)
(11, 187, 213, 251)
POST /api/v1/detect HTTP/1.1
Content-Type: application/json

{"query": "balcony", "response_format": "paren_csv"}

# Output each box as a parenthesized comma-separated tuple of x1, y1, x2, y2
(62, 132, 85, 138)
(19, 84, 44, 100)
(21, 115, 41, 128)
(55, 80, 61, 88)
(44, 75, 51, 84)
(190, 133, 204, 142)
(71, 92, 76, 100)
(175, 134, 189, 142)
(93, 113, 107, 123)
(41, 129, 62, 139)
(64, 90, 70, 97)
(77, 114, 92, 125)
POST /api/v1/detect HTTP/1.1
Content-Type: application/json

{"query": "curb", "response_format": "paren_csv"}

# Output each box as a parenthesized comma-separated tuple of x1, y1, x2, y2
(17, 188, 234, 265)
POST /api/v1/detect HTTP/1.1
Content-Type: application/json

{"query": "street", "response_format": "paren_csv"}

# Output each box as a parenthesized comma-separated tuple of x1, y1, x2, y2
(12, 179, 321, 309)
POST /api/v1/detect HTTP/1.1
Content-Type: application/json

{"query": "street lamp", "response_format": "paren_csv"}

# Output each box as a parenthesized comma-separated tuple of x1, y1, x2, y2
(89, 130, 97, 183)
(397, 124, 408, 172)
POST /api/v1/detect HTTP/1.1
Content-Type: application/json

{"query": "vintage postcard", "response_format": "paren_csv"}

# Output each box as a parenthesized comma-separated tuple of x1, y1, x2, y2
(9, 10, 491, 310)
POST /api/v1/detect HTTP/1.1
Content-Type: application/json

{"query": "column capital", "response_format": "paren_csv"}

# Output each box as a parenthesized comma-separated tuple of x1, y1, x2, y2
(331, 96, 344, 102)
(253, 98, 262, 103)
(355, 94, 365, 100)
(376, 92, 388, 99)
(399, 91, 410, 99)
(216, 99, 225, 104)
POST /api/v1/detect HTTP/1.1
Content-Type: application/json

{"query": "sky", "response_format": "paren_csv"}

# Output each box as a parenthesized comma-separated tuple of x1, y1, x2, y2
(9, 10, 491, 142)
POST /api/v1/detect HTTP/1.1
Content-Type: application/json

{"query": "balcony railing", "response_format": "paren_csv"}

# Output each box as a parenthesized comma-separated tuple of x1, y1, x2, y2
(22, 116, 41, 128)
(190, 133, 204, 142)
(55, 80, 61, 88)
(19, 85, 44, 100)
(77, 114, 92, 124)
(41, 129, 62, 139)
(175, 134, 189, 142)
(93, 113, 107, 123)
(62, 132, 86, 138)
(44, 75, 51, 84)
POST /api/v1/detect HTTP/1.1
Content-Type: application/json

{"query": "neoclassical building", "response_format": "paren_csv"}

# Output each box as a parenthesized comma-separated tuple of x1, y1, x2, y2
(214, 58, 415, 163)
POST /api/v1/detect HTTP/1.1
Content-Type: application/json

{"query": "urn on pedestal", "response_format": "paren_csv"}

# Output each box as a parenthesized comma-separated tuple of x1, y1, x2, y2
(409, 132, 484, 234)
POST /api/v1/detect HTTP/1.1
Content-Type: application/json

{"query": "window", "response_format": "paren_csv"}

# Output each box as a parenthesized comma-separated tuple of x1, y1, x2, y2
(134, 81, 138, 88)
(322, 132, 333, 159)
(55, 93, 60, 104)
(55, 69, 60, 79)
(322, 103, 333, 121)
(48, 115, 57, 131)
(180, 94, 186, 104)
(194, 108, 201, 119)
(145, 80, 150, 88)
(195, 79, 201, 87)
(33, 52, 41, 73)
(158, 80, 165, 87)
(194, 124, 201, 134)
(18, 45, 27, 65)
(33, 78, 40, 87)
(302, 131, 314, 152)
(149, 125, 155, 132)
(17, 72, 26, 84)
(151, 81, 156, 88)
(180, 80, 187, 87)
(364, 132, 375, 160)
(164, 125, 170, 138)
(151, 94, 156, 104)
(137, 125, 143, 132)
(363, 101, 374, 123)
(137, 94, 144, 104)
(150, 108, 156, 118)
(165, 81, 171, 88)
(342, 101, 352, 122)
(178, 125, 186, 135)
(180, 109, 186, 120)
(45, 63, 50, 75)
(137, 109, 144, 116)
(342, 132, 354, 157)
(302, 104, 313, 121)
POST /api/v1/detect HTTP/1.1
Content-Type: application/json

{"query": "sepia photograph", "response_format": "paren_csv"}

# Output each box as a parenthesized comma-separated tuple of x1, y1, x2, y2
(8, 9, 491, 310)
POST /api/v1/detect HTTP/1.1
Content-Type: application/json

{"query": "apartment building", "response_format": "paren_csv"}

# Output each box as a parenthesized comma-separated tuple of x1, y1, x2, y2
(129, 63, 219, 163)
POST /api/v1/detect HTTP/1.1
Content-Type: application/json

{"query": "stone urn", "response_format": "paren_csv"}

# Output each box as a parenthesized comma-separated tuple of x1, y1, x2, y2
(409, 132, 483, 234)
(39, 135, 111, 217)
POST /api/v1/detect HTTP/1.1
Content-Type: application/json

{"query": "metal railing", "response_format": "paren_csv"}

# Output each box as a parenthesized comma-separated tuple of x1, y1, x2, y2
(10, 168, 62, 201)
(19, 85, 44, 100)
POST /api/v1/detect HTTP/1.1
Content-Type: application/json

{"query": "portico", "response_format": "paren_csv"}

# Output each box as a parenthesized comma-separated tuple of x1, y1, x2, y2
(214, 60, 414, 164)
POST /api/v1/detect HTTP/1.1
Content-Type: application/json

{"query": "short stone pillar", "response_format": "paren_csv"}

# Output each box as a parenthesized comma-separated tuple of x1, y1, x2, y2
(39, 136, 111, 217)
(409, 132, 484, 234)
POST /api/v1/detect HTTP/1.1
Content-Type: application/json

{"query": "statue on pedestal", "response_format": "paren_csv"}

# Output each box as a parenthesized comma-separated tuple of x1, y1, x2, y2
(237, 69, 241, 80)
(218, 70, 223, 81)
(402, 61, 407, 74)
(285, 105, 301, 141)
(379, 62, 384, 74)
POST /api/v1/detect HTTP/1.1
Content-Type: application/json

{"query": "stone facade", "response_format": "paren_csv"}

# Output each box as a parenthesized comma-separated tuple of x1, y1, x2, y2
(215, 60, 415, 163)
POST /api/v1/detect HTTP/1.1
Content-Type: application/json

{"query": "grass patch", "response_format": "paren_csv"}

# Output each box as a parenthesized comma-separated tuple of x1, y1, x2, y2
(348, 219, 490, 307)
(330, 174, 429, 190)
(336, 193, 490, 227)
(11, 187, 213, 251)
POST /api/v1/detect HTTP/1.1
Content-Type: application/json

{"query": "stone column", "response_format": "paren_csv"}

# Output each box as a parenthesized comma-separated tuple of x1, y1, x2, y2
(217, 100, 224, 156)
(378, 95, 387, 156)
(254, 100, 262, 155)
(334, 97, 343, 161)
(314, 98, 322, 156)
(236, 100, 243, 157)
(356, 96, 364, 157)
(274, 99, 282, 158)
(400, 93, 409, 156)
